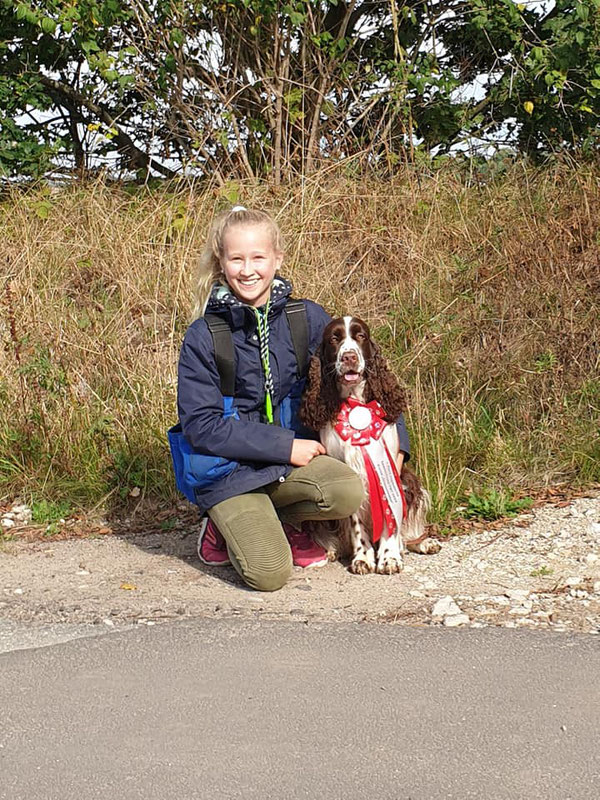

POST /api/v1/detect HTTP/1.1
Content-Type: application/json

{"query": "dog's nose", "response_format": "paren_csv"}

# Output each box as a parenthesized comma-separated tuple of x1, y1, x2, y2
(341, 351, 359, 367)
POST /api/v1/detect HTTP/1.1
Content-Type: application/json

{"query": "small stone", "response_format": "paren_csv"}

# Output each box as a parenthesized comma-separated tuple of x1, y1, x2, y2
(590, 522, 600, 535)
(76, 569, 90, 576)
(129, 487, 141, 497)
(13, 588, 23, 595)
(593, 581, 600, 594)
(564, 576, 582, 587)
(443, 613, 470, 627)
(103, 619, 115, 627)
(409, 590, 425, 598)
(506, 589, 530, 604)
(585, 553, 598, 564)
(509, 602, 533, 615)
(1, 518, 15, 529)
(432, 596, 461, 618)
(490, 595, 511, 606)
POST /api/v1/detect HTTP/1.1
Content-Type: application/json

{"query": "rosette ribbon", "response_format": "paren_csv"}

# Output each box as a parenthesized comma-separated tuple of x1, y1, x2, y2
(334, 398, 406, 542)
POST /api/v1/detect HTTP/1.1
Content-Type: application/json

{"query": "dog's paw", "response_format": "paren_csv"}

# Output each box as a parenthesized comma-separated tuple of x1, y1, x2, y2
(376, 556, 404, 575)
(407, 537, 441, 555)
(350, 557, 375, 575)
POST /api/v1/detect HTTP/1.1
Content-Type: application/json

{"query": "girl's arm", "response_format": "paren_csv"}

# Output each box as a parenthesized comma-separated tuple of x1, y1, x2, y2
(178, 322, 295, 464)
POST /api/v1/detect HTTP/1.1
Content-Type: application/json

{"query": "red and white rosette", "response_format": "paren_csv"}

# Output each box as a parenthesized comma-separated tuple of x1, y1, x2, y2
(335, 398, 406, 542)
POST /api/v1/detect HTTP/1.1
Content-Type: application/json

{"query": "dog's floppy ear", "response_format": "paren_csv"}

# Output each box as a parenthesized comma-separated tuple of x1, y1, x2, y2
(365, 340, 408, 421)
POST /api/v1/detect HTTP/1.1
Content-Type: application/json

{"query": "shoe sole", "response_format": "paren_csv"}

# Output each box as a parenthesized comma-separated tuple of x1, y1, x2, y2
(293, 558, 329, 568)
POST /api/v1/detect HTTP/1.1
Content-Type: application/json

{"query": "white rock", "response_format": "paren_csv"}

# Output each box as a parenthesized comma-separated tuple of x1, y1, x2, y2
(564, 576, 582, 587)
(422, 581, 438, 590)
(593, 581, 600, 594)
(443, 613, 470, 627)
(11, 504, 32, 523)
(13, 588, 23, 595)
(409, 590, 425, 598)
(509, 603, 533, 615)
(103, 619, 115, 627)
(1, 518, 15, 529)
(506, 589, 530, 604)
(585, 553, 598, 564)
(432, 596, 461, 617)
(489, 595, 511, 606)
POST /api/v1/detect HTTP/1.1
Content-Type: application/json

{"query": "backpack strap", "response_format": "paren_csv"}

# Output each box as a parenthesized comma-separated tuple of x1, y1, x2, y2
(204, 314, 235, 397)
(204, 299, 309, 396)
(284, 299, 309, 379)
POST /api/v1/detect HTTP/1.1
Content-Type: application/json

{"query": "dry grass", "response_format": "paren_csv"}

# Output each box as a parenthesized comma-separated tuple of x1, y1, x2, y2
(1, 161, 599, 521)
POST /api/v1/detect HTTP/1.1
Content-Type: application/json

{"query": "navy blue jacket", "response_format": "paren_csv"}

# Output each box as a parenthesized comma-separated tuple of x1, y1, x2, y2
(177, 278, 410, 513)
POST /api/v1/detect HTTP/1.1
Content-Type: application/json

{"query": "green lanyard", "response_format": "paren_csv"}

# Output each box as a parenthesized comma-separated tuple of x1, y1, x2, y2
(253, 299, 274, 424)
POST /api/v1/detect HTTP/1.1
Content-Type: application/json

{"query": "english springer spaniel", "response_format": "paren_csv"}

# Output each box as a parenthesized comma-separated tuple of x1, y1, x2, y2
(300, 316, 440, 574)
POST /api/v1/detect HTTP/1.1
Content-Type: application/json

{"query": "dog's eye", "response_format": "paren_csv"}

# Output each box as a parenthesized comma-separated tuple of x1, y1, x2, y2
(356, 333, 366, 341)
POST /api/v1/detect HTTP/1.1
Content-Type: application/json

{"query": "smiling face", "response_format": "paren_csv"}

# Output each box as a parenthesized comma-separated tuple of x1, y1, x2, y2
(220, 223, 283, 307)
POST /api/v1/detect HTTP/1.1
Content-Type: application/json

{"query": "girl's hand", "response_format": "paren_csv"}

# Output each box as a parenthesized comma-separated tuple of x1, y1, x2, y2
(290, 439, 326, 466)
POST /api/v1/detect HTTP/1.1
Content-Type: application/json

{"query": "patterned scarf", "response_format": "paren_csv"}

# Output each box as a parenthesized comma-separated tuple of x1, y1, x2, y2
(253, 299, 274, 424)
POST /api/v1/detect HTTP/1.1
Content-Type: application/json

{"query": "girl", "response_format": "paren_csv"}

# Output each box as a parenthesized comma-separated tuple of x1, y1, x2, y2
(177, 206, 410, 592)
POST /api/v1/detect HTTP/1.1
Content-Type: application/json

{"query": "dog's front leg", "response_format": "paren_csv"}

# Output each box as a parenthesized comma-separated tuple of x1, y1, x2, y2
(376, 526, 405, 574)
(347, 514, 376, 574)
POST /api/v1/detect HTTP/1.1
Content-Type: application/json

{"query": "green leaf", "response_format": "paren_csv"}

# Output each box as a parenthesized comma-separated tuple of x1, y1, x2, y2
(170, 28, 184, 46)
(40, 17, 57, 35)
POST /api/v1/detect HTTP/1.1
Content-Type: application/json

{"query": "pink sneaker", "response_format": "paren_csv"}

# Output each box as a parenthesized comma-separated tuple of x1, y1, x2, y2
(283, 523, 328, 568)
(197, 518, 231, 566)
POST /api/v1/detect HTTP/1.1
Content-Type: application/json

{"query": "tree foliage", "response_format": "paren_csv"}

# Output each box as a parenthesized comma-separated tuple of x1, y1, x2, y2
(1, 0, 599, 180)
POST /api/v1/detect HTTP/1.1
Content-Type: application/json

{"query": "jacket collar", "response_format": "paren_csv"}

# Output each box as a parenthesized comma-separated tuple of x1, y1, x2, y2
(204, 277, 293, 329)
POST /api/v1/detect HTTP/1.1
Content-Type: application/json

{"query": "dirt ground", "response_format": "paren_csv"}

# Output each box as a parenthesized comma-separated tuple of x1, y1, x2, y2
(1, 492, 599, 635)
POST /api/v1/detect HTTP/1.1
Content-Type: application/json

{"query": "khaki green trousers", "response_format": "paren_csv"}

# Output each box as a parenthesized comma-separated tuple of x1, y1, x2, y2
(207, 455, 363, 592)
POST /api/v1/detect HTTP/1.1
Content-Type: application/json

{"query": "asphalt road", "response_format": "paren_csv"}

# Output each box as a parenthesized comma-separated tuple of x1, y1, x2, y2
(1, 619, 599, 800)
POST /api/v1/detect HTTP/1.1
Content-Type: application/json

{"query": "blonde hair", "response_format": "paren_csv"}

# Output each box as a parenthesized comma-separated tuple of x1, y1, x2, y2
(190, 207, 284, 321)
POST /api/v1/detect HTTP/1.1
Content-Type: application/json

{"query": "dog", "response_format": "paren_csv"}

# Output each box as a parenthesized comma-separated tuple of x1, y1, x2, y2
(300, 315, 440, 574)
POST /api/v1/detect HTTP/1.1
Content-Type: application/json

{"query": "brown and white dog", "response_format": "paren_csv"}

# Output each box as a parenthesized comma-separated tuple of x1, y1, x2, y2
(300, 315, 440, 574)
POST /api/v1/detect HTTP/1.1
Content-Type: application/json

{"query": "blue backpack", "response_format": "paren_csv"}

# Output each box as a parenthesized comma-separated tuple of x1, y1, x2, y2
(168, 300, 309, 503)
